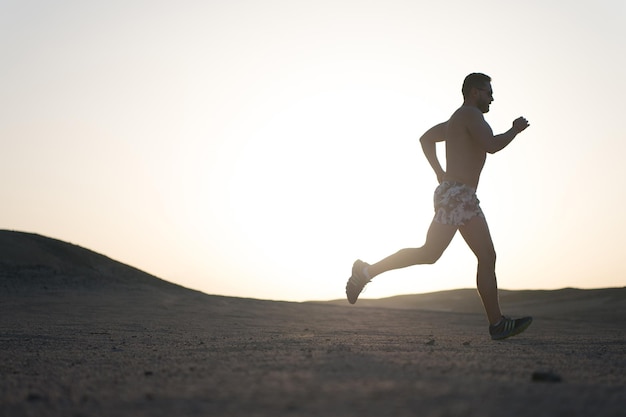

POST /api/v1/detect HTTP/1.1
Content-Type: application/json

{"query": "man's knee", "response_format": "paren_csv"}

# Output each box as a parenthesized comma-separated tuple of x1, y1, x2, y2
(424, 250, 444, 264)
(394, 248, 438, 266)
(405, 247, 444, 264)
(478, 249, 496, 266)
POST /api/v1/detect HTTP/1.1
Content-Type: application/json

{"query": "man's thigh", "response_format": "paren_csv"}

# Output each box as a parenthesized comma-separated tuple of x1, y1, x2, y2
(458, 215, 496, 260)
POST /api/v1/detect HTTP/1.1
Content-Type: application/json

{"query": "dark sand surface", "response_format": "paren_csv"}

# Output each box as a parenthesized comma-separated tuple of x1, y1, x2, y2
(1, 231, 625, 416)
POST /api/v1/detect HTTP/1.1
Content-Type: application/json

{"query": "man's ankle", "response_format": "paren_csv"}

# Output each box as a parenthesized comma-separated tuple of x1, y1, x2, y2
(362, 266, 371, 281)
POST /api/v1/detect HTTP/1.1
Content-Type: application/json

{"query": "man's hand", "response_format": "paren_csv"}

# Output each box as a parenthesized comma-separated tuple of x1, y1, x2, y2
(512, 117, 530, 134)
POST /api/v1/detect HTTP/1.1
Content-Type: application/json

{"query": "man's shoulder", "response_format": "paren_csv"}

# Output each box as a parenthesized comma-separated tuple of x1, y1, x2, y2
(452, 105, 482, 118)
(449, 106, 484, 127)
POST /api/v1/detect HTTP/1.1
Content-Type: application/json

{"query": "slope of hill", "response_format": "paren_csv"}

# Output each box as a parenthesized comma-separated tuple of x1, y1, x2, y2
(0, 230, 190, 294)
(0, 229, 326, 322)
(2, 229, 624, 323)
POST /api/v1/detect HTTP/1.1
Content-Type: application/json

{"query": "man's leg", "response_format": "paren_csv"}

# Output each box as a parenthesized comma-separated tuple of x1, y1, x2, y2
(458, 215, 502, 325)
(367, 220, 458, 278)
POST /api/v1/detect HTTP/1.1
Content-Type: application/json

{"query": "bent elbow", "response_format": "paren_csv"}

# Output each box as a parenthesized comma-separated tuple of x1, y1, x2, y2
(485, 144, 501, 154)
(420, 122, 447, 145)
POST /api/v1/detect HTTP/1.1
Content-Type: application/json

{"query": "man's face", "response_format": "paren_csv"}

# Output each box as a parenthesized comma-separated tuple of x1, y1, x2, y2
(475, 83, 494, 113)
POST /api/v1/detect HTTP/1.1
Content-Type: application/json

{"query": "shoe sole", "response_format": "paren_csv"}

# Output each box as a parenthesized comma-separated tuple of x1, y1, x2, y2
(491, 318, 533, 340)
(346, 283, 359, 304)
(346, 260, 367, 304)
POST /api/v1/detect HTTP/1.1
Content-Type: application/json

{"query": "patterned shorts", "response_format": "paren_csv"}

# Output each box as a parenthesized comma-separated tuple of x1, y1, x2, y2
(433, 181, 484, 226)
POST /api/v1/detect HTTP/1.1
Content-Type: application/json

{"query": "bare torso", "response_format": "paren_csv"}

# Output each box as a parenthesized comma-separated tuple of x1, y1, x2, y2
(443, 106, 490, 189)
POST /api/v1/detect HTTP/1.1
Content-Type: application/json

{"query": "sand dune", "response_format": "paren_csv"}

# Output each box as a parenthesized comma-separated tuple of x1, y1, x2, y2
(1, 230, 624, 416)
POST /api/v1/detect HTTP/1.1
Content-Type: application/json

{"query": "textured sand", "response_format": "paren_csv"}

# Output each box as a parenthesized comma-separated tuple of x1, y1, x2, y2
(1, 231, 625, 416)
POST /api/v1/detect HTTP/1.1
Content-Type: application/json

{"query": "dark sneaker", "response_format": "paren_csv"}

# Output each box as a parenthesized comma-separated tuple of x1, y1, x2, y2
(346, 260, 371, 304)
(489, 316, 533, 340)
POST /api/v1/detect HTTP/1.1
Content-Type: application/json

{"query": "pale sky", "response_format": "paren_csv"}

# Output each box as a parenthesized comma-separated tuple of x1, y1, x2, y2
(2, 0, 625, 302)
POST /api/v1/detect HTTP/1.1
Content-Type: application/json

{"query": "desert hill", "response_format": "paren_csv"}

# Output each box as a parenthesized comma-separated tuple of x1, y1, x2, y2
(1, 229, 624, 323)
(0, 230, 187, 294)
(320, 286, 626, 322)
(0, 230, 333, 322)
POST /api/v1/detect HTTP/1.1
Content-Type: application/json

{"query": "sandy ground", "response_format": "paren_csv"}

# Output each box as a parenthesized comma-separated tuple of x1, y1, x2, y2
(1, 231, 624, 416)
(1, 288, 625, 417)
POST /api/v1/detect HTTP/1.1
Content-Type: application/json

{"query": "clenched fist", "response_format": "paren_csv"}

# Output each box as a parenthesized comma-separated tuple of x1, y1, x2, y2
(512, 117, 530, 134)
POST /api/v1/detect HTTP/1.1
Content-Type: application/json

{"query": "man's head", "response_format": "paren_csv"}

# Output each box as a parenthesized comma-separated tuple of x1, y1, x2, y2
(462, 73, 493, 113)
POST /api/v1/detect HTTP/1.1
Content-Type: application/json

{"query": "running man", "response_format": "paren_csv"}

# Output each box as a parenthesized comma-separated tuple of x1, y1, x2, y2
(346, 73, 532, 340)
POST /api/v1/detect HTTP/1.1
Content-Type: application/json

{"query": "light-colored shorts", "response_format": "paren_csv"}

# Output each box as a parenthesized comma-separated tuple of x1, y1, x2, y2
(433, 181, 484, 226)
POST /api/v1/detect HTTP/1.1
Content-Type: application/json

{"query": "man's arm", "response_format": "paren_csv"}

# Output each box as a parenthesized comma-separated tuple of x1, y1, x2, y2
(419, 122, 447, 182)
(467, 108, 529, 154)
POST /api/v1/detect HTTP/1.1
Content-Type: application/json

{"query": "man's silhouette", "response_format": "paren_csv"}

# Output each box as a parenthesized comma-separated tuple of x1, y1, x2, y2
(346, 73, 532, 340)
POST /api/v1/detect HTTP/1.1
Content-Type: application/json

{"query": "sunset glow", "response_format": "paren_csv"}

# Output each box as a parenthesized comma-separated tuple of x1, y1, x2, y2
(2, 0, 625, 301)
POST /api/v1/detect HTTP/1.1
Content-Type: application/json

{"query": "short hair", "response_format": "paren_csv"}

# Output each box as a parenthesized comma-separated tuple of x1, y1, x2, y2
(462, 73, 491, 98)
